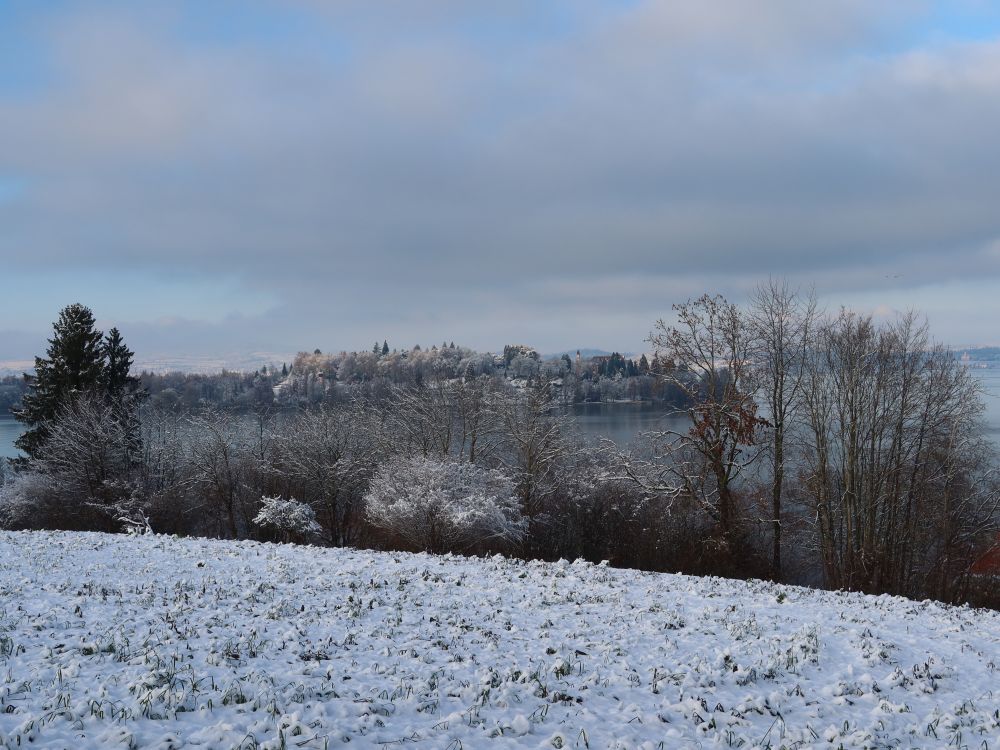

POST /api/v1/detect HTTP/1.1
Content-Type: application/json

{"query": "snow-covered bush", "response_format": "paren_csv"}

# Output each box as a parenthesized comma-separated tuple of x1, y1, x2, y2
(364, 455, 526, 553)
(253, 496, 322, 542)
(0, 470, 58, 530)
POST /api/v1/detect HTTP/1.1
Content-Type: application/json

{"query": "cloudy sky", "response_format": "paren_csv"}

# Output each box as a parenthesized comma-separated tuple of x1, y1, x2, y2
(3, 1, 1000, 366)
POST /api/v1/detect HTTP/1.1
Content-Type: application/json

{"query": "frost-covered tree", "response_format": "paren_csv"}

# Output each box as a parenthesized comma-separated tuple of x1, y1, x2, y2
(5, 393, 144, 531)
(185, 408, 265, 539)
(37, 395, 137, 497)
(16, 304, 106, 459)
(498, 380, 568, 522)
(364, 455, 525, 553)
(502, 344, 539, 366)
(272, 404, 377, 546)
(0, 470, 58, 530)
(16, 307, 145, 464)
(253, 496, 321, 543)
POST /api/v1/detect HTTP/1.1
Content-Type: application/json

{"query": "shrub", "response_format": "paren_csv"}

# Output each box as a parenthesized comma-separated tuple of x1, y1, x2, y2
(364, 455, 525, 553)
(253, 496, 322, 543)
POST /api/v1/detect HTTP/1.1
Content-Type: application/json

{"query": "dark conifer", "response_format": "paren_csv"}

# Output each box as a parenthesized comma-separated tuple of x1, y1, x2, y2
(15, 304, 105, 458)
(102, 327, 147, 462)
(102, 328, 141, 398)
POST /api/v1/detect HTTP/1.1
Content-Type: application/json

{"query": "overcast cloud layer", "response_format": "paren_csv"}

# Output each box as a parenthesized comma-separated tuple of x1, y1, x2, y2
(2, 1, 1000, 365)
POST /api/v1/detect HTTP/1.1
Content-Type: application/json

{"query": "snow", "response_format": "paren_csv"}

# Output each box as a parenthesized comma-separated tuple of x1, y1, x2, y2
(0, 531, 998, 749)
(253, 496, 322, 537)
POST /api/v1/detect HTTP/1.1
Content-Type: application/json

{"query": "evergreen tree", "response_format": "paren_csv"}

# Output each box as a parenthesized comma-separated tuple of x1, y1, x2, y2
(101, 327, 146, 461)
(281, 362, 288, 377)
(15, 304, 105, 459)
(101, 328, 142, 397)
(382, 340, 389, 356)
(373, 341, 381, 356)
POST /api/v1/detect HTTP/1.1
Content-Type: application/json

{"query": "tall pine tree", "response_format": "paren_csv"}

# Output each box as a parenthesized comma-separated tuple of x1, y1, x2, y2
(15, 307, 145, 462)
(101, 327, 146, 462)
(16, 304, 105, 459)
(102, 328, 140, 398)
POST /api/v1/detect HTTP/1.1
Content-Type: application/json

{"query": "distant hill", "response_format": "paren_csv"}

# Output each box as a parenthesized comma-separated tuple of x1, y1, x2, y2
(4, 352, 298, 377)
(134, 352, 295, 374)
(0, 360, 33, 378)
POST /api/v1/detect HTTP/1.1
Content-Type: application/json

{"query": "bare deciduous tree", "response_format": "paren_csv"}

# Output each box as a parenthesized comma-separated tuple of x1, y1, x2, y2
(272, 404, 376, 546)
(184, 408, 268, 539)
(645, 294, 764, 548)
(798, 310, 999, 599)
(497, 380, 570, 524)
(747, 279, 818, 579)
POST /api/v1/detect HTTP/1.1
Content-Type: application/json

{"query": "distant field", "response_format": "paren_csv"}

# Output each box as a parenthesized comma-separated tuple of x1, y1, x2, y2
(0, 532, 998, 748)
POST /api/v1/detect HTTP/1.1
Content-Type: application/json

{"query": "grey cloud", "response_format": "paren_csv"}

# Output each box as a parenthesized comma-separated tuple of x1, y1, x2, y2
(2, 1, 1000, 357)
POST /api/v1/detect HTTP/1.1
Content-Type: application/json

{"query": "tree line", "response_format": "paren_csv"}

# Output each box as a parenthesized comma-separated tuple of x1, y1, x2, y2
(277, 342, 687, 406)
(134, 341, 688, 410)
(2, 289, 998, 609)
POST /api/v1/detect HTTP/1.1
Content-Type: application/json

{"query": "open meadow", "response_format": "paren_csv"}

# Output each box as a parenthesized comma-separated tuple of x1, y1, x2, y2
(0, 531, 998, 748)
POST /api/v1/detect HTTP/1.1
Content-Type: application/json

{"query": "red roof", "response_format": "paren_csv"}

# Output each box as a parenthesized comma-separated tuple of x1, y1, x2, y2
(970, 534, 1000, 576)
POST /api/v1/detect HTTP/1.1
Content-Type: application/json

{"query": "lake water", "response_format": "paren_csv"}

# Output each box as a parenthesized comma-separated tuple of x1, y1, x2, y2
(0, 416, 22, 459)
(976, 366, 1000, 445)
(571, 366, 1000, 447)
(567, 402, 689, 445)
(1, 366, 998, 457)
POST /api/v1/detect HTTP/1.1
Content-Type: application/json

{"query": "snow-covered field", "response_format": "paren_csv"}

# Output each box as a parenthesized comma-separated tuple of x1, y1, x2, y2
(0, 532, 998, 749)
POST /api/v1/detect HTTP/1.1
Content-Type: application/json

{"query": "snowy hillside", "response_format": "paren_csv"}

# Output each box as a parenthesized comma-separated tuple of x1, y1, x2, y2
(0, 532, 998, 749)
